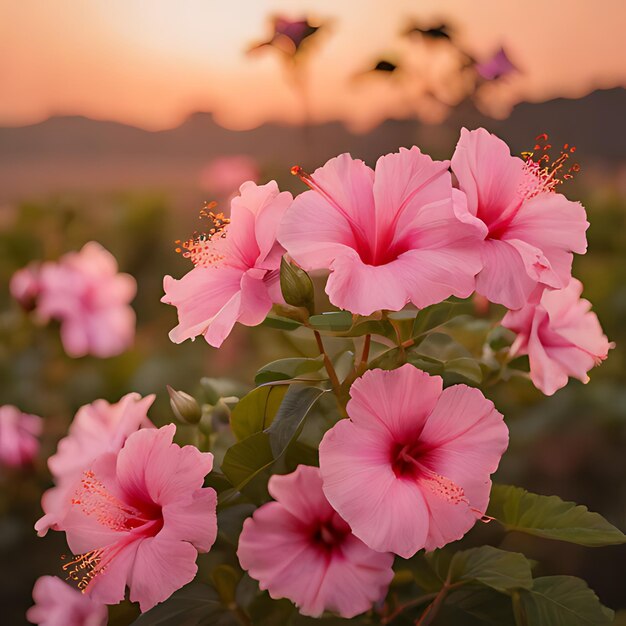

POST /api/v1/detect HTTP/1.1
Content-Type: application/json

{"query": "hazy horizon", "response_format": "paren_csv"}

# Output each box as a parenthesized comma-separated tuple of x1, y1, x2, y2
(2, 0, 625, 131)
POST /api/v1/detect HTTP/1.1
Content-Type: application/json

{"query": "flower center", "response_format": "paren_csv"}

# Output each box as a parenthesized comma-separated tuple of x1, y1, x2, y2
(486, 134, 580, 240)
(71, 470, 162, 533)
(64, 470, 164, 592)
(390, 440, 470, 506)
(311, 513, 350, 553)
(175, 202, 231, 268)
(291, 165, 409, 267)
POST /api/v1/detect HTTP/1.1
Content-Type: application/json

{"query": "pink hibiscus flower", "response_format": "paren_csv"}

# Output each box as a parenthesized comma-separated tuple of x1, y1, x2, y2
(162, 181, 292, 348)
(58, 425, 217, 612)
(278, 148, 485, 316)
(238, 465, 394, 618)
(319, 365, 508, 558)
(36, 393, 155, 536)
(10, 264, 41, 311)
(27, 576, 107, 626)
(199, 155, 260, 197)
(502, 278, 614, 396)
(37, 242, 136, 358)
(450, 128, 588, 309)
(0, 405, 42, 468)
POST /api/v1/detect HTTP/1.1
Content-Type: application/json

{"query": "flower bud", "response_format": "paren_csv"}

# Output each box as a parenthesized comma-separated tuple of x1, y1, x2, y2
(280, 256, 315, 315)
(167, 385, 202, 424)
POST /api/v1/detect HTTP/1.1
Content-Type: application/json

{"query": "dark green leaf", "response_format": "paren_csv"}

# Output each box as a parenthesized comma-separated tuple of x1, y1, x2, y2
(216, 503, 256, 544)
(449, 546, 533, 593)
(516, 576, 613, 626)
(412, 300, 461, 337)
(261, 313, 303, 331)
(266, 385, 326, 457)
(131, 583, 237, 626)
(254, 357, 324, 385)
(340, 318, 393, 337)
(309, 311, 353, 332)
(230, 385, 288, 441)
(488, 484, 626, 547)
(221, 431, 274, 492)
(222, 387, 325, 497)
(436, 585, 517, 626)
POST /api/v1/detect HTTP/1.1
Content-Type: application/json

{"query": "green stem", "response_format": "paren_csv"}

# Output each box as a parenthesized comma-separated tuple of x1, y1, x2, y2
(416, 580, 462, 626)
(381, 592, 439, 624)
(313, 329, 343, 401)
(356, 333, 372, 375)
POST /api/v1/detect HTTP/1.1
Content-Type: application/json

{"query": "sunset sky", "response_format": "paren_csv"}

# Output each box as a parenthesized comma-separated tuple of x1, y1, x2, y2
(1, 0, 625, 131)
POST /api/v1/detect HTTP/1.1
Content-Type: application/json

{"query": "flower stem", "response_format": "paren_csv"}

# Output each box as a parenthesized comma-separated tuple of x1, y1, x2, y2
(357, 333, 372, 374)
(313, 329, 343, 399)
(415, 580, 462, 626)
(381, 592, 438, 624)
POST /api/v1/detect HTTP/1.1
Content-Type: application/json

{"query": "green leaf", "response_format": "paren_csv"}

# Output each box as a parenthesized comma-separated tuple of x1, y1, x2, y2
(261, 313, 303, 331)
(309, 311, 353, 332)
(340, 318, 392, 338)
(437, 585, 517, 626)
(412, 300, 462, 337)
(266, 385, 326, 457)
(222, 386, 325, 496)
(230, 385, 288, 441)
(280, 257, 315, 314)
(254, 357, 324, 385)
(444, 357, 483, 384)
(221, 432, 274, 492)
(449, 546, 533, 593)
(516, 576, 614, 626)
(131, 583, 237, 625)
(488, 484, 626, 547)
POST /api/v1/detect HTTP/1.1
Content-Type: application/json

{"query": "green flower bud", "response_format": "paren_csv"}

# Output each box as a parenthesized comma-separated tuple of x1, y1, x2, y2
(167, 385, 202, 424)
(280, 256, 315, 315)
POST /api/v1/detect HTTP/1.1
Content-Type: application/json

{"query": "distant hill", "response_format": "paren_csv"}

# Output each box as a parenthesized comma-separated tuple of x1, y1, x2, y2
(0, 88, 623, 201)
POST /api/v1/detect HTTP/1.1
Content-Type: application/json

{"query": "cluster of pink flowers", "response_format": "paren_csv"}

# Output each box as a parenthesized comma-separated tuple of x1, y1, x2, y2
(11, 242, 136, 358)
(27, 128, 612, 622)
(164, 127, 611, 396)
(31, 394, 217, 620)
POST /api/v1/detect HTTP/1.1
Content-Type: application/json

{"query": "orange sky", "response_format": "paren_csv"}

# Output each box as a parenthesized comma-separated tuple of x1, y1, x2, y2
(1, 0, 625, 131)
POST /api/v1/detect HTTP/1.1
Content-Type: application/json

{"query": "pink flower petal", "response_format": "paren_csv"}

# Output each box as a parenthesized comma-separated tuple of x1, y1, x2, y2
(128, 538, 199, 612)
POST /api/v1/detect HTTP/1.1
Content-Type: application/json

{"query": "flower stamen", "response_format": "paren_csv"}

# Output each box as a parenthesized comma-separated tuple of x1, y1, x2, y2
(175, 201, 231, 268)
(520, 133, 580, 199)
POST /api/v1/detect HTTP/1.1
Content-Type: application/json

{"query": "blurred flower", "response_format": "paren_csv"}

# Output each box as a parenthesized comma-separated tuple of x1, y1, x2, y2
(26, 575, 107, 626)
(10, 264, 41, 311)
(451, 128, 588, 309)
(237, 465, 394, 618)
(319, 365, 508, 558)
(36, 393, 155, 536)
(199, 155, 259, 198)
(249, 16, 321, 56)
(163, 181, 291, 347)
(279, 149, 485, 316)
(475, 47, 517, 81)
(58, 425, 217, 612)
(502, 279, 614, 395)
(37, 242, 137, 358)
(0, 405, 42, 468)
